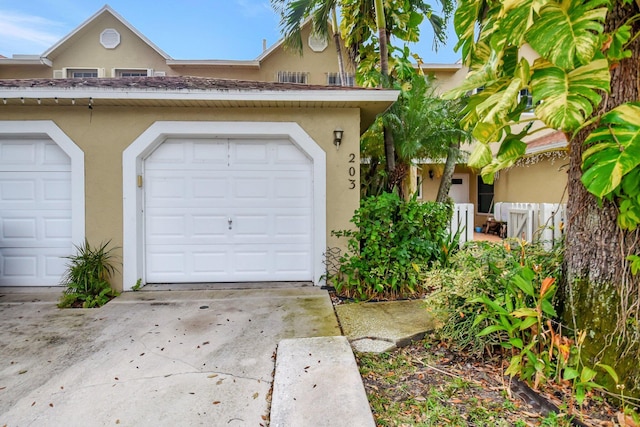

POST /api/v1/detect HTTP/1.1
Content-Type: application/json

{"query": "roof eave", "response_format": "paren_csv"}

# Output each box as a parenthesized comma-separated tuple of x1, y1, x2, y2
(0, 58, 52, 67)
(166, 59, 260, 68)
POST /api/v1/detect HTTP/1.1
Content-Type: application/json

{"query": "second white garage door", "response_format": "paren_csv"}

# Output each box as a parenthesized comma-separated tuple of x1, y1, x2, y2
(0, 138, 72, 286)
(144, 138, 313, 283)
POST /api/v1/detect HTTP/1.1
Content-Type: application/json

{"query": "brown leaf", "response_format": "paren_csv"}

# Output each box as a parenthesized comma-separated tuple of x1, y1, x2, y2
(212, 401, 221, 405)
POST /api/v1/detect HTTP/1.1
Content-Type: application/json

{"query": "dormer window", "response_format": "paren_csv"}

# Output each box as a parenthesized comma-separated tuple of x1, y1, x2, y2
(69, 69, 98, 78)
(277, 71, 308, 84)
(327, 73, 355, 86)
(116, 69, 148, 77)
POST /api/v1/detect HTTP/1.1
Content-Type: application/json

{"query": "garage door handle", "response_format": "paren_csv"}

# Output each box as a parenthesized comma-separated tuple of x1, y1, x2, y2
(228, 218, 233, 230)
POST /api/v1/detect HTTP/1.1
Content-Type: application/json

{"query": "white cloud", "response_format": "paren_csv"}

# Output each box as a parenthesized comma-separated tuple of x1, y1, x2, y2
(0, 10, 63, 54)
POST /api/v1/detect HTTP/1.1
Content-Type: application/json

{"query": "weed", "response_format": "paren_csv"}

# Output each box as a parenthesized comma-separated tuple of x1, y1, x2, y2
(58, 239, 120, 308)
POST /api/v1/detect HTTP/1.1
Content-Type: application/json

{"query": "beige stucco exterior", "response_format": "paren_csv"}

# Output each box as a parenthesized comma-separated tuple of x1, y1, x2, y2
(0, 103, 366, 291)
(494, 155, 568, 204)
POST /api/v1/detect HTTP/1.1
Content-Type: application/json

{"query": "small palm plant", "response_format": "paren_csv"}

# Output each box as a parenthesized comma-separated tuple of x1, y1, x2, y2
(58, 239, 120, 308)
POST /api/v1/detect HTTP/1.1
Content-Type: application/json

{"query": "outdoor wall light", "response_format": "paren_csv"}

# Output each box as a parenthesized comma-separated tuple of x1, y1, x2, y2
(333, 128, 343, 149)
(429, 169, 434, 180)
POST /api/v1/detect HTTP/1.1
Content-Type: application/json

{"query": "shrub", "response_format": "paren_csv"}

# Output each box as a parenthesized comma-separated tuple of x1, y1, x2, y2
(58, 240, 120, 308)
(427, 239, 564, 355)
(329, 193, 453, 300)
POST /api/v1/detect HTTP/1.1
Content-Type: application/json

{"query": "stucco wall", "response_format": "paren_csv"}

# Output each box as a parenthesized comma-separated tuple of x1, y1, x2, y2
(49, 13, 171, 78)
(494, 154, 568, 204)
(0, 105, 360, 290)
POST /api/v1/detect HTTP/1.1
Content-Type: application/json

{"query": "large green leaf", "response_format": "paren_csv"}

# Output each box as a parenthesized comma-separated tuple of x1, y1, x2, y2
(525, 0, 608, 69)
(453, 0, 483, 62)
(480, 138, 527, 183)
(467, 142, 493, 169)
(581, 103, 640, 197)
(532, 58, 610, 131)
(499, 0, 549, 44)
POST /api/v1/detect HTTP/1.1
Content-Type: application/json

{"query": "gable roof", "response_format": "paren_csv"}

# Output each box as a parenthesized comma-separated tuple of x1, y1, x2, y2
(42, 4, 171, 60)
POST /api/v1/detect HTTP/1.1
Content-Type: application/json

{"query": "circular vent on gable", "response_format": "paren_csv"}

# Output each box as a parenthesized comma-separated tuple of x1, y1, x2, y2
(100, 29, 121, 49)
(308, 33, 328, 52)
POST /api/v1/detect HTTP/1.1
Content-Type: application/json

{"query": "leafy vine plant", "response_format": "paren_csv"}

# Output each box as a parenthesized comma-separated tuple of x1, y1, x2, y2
(444, 0, 640, 232)
(443, 0, 640, 342)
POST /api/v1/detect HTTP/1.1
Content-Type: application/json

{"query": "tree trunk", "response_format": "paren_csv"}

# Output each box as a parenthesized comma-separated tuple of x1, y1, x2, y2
(436, 137, 460, 203)
(331, 8, 348, 86)
(561, 0, 640, 397)
(373, 0, 396, 183)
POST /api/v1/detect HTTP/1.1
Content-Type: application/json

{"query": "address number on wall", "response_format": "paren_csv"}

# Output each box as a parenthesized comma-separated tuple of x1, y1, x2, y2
(348, 153, 356, 190)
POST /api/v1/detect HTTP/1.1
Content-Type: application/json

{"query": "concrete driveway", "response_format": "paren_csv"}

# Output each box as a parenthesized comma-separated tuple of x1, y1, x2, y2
(0, 285, 341, 426)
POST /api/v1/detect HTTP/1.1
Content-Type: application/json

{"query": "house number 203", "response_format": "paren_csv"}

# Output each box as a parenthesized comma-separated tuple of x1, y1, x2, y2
(348, 153, 356, 190)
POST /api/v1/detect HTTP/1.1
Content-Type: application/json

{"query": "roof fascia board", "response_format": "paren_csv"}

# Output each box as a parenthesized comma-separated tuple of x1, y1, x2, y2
(42, 5, 171, 60)
(0, 58, 52, 67)
(526, 141, 568, 155)
(0, 87, 399, 103)
(166, 59, 260, 68)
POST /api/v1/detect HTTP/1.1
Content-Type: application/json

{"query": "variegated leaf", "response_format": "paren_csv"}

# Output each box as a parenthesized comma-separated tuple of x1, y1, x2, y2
(526, 0, 607, 69)
(467, 142, 493, 169)
(581, 102, 640, 197)
(453, 0, 484, 63)
(499, 0, 550, 44)
(532, 58, 610, 131)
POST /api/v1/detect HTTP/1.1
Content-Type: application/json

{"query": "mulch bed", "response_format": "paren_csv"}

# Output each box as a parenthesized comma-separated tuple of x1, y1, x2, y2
(358, 338, 632, 426)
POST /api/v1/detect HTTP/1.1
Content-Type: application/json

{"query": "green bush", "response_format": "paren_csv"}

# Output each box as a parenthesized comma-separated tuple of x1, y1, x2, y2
(426, 239, 564, 355)
(329, 193, 453, 300)
(58, 240, 120, 308)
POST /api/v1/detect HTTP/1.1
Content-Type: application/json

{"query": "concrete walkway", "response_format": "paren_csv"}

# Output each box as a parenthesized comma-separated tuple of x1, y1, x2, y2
(336, 299, 439, 353)
(0, 286, 341, 426)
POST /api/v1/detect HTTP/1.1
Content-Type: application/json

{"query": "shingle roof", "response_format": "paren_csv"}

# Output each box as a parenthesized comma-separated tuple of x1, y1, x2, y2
(0, 76, 375, 92)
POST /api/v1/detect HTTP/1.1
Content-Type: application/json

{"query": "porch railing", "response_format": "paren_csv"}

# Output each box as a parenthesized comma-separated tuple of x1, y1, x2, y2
(450, 203, 474, 246)
(495, 202, 566, 249)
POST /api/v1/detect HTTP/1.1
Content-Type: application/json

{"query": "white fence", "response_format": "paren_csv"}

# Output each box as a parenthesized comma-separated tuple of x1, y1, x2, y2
(451, 203, 474, 245)
(495, 202, 566, 249)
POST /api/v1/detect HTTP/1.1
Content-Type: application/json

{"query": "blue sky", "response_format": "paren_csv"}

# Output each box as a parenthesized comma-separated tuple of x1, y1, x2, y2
(0, 0, 460, 63)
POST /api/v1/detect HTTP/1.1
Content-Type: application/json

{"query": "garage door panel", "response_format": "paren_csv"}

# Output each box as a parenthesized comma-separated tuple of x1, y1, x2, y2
(1, 214, 71, 247)
(0, 247, 69, 286)
(192, 141, 227, 165)
(145, 138, 312, 283)
(1, 179, 35, 201)
(147, 215, 186, 237)
(233, 177, 269, 199)
(192, 177, 227, 199)
(275, 214, 311, 237)
(44, 179, 72, 201)
(275, 142, 310, 164)
(233, 142, 269, 165)
(275, 249, 311, 273)
(44, 217, 72, 239)
(192, 215, 228, 237)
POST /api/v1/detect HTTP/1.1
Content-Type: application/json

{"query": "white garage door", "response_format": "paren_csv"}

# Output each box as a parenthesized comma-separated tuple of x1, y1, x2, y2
(144, 138, 313, 283)
(0, 139, 72, 286)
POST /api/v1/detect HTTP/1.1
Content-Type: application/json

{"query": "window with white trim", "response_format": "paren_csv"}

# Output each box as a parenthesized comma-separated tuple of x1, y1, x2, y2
(327, 73, 355, 86)
(115, 69, 148, 77)
(68, 69, 98, 78)
(277, 71, 308, 84)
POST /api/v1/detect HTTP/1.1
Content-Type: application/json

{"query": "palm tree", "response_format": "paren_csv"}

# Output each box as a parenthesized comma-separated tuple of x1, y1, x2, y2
(271, 0, 348, 86)
(340, 0, 454, 189)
